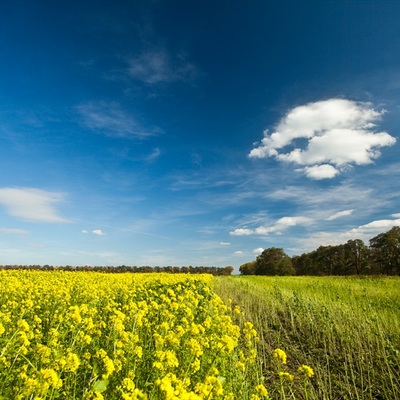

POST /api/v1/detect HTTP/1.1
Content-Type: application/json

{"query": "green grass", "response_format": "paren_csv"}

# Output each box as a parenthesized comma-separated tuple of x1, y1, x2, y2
(214, 276, 400, 400)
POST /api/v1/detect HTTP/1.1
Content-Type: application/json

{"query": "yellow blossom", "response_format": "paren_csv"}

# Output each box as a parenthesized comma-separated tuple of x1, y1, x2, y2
(298, 364, 314, 378)
(273, 348, 287, 364)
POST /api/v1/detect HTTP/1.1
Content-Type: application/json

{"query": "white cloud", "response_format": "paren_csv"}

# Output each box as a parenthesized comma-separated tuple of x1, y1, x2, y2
(326, 209, 354, 221)
(234, 250, 244, 255)
(92, 229, 105, 236)
(301, 164, 339, 180)
(253, 247, 264, 254)
(348, 218, 400, 236)
(391, 213, 400, 218)
(219, 242, 231, 246)
(81, 230, 89, 234)
(230, 228, 253, 236)
(76, 101, 161, 139)
(230, 216, 312, 236)
(128, 50, 197, 85)
(0, 228, 29, 235)
(0, 188, 68, 223)
(249, 99, 396, 179)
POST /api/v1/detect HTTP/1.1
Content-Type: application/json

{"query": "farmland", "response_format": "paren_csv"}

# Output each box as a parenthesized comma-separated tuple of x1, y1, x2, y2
(215, 276, 400, 400)
(0, 271, 265, 400)
(1, 271, 399, 399)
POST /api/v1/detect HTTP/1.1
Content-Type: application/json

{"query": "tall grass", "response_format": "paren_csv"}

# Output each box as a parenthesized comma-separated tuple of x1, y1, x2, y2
(214, 276, 400, 400)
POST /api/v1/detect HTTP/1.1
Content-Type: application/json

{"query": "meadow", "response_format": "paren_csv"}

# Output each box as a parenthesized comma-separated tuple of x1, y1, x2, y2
(1, 271, 398, 399)
(215, 276, 400, 400)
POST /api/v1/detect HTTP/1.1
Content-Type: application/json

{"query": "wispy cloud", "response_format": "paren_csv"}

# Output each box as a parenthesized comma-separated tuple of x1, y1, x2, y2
(249, 99, 396, 179)
(76, 101, 162, 139)
(326, 209, 354, 221)
(128, 49, 198, 85)
(145, 147, 161, 162)
(0, 188, 68, 223)
(0, 228, 29, 235)
(230, 216, 312, 236)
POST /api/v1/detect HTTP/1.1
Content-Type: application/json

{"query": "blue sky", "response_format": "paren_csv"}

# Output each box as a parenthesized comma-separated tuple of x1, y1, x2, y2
(1, 0, 400, 271)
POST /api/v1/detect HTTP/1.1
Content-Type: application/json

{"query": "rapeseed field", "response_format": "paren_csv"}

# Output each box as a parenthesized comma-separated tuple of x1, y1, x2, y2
(0, 271, 268, 399)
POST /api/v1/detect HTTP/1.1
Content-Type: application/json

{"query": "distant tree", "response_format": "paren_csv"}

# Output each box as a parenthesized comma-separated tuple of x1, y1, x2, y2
(370, 226, 400, 275)
(343, 239, 369, 275)
(239, 261, 257, 275)
(222, 266, 234, 275)
(255, 247, 295, 275)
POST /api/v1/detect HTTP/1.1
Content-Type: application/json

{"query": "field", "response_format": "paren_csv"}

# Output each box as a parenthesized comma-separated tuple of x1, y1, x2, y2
(1, 271, 399, 399)
(215, 276, 400, 400)
(0, 271, 265, 400)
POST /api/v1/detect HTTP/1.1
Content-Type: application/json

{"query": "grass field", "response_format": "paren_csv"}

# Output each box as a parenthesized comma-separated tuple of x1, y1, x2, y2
(214, 276, 400, 400)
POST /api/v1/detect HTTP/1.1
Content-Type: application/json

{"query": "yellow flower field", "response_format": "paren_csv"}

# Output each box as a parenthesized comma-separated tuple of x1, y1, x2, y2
(0, 271, 267, 399)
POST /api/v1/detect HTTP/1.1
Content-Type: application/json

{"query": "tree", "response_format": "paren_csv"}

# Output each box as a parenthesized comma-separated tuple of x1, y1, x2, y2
(239, 261, 257, 275)
(255, 247, 295, 275)
(343, 239, 369, 275)
(370, 226, 400, 275)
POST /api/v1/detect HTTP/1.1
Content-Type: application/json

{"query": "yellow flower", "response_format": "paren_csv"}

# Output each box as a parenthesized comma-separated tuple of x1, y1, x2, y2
(255, 384, 268, 397)
(40, 368, 63, 389)
(273, 348, 287, 364)
(298, 364, 314, 378)
(65, 352, 80, 372)
(279, 371, 294, 381)
(18, 319, 30, 332)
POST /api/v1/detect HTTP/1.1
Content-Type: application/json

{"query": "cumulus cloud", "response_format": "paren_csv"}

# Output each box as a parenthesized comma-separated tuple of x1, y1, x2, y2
(234, 250, 244, 255)
(0, 188, 68, 223)
(92, 229, 105, 236)
(301, 164, 339, 180)
(76, 101, 161, 139)
(249, 99, 396, 179)
(230, 216, 312, 236)
(326, 209, 354, 221)
(219, 242, 231, 246)
(253, 247, 264, 254)
(229, 228, 253, 236)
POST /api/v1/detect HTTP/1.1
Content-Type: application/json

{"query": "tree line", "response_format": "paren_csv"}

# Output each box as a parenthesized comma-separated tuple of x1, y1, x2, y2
(240, 226, 400, 276)
(0, 264, 234, 276)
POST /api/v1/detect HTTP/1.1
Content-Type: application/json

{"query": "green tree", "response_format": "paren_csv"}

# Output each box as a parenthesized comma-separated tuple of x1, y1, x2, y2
(255, 247, 295, 275)
(343, 239, 369, 275)
(370, 226, 400, 275)
(239, 261, 257, 275)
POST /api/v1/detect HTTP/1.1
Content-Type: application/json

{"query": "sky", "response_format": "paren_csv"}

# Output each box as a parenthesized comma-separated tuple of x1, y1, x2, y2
(1, 0, 400, 271)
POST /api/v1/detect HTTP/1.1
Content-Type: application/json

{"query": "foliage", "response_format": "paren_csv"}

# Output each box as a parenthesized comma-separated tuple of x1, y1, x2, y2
(240, 226, 400, 276)
(370, 226, 400, 275)
(255, 248, 294, 276)
(239, 261, 257, 275)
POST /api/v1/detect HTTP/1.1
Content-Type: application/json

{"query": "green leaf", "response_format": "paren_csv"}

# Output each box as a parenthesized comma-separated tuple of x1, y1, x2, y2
(92, 379, 109, 393)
